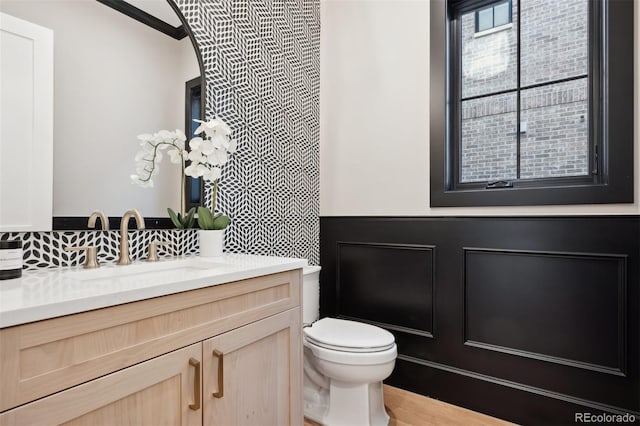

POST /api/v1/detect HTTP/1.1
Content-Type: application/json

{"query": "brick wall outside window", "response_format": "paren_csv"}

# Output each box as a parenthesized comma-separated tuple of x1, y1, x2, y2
(459, 0, 589, 183)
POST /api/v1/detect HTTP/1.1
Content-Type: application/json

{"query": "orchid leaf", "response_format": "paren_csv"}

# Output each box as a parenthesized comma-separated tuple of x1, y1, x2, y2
(167, 208, 183, 229)
(184, 207, 196, 228)
(197, 207, 215, 230)
(168, 207, 197, 229)
(212, 214, 230, 230)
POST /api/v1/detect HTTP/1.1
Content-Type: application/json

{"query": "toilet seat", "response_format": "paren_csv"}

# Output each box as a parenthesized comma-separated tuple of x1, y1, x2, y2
(304, 337, 397, 365)
(305, 337, 395, 353)
(304, 318, 395, 352)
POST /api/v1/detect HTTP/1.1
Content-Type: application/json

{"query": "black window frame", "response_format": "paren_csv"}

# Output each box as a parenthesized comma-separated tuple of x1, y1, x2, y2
(475, 0, 512, 33)
(430, 0, 634, 207)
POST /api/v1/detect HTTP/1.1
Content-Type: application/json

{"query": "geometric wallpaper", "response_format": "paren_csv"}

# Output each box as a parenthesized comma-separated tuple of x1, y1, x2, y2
(175, 0, 320, 264)
(0, 0, 320, 270)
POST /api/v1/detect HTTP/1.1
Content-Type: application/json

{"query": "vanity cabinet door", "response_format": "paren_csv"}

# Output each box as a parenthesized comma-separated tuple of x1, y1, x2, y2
(0, 343, 203, 426)
(202, 308, 302, 426)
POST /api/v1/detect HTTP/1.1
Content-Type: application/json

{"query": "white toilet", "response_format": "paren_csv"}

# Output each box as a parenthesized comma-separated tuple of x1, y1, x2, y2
(302, 265, 397, 426)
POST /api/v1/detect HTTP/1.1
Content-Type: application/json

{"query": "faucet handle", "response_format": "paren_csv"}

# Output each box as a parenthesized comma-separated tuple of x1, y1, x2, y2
(65, 246, 100, 269)
(147, 241, 170, 262)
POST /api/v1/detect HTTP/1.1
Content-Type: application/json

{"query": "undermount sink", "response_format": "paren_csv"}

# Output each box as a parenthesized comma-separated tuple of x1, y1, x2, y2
(66, 258, 229, 282)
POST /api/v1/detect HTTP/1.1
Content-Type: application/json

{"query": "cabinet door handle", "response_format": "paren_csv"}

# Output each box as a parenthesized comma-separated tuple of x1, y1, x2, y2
(189, 358, 201, 410)
(212, 350, 224, 398)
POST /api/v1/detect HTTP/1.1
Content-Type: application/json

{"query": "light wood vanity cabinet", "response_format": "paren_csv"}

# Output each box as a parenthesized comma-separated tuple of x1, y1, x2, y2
(0, 343, 203, 426)
(203, 309, 301, 426)
(0, 269, 303, 426)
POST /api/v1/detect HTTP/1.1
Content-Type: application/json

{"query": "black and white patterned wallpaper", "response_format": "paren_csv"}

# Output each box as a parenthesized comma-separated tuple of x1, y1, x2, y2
(177, 0, 320, 264)
(0, 0, 320, 270)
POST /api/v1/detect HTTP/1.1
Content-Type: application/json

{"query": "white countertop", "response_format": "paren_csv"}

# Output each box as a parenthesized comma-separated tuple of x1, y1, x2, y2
(0, 254, 307, 328)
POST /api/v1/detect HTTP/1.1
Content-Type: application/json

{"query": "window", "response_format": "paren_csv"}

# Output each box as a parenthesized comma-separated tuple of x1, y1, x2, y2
(430, 0, 634, 207)
(463, 0, 589, 185)
(476, 0, 511, 32)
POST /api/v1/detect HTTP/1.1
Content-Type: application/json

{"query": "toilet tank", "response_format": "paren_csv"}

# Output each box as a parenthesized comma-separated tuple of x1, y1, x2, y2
(302, 265, 322, 325)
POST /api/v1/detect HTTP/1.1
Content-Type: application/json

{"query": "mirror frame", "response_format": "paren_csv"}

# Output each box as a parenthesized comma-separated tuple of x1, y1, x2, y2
(52, 0, 206, 231)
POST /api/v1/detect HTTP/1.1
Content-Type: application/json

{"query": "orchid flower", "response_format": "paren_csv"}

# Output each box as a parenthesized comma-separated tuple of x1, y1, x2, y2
(184, 116, 237, 230)
(130, 129, 186, 187)
(130, 129, 193, 227)
(184, 116, 236, 185)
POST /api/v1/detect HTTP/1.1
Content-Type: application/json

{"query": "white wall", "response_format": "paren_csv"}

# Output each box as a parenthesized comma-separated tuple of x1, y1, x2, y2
(320, 0, 640, 216)
(1, 0, 199, 218)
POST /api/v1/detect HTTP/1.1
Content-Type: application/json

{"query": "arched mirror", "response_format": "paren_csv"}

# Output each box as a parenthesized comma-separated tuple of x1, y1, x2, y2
(0, 0, 204, 230)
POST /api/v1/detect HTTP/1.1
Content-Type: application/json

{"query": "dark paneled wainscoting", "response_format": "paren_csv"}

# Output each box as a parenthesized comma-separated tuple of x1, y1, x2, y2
(319, 216, 639, 425)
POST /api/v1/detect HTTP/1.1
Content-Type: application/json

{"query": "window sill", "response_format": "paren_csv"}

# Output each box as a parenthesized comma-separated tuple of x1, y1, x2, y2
(474, 23, 513, 38)
(429, 182, 634, 208)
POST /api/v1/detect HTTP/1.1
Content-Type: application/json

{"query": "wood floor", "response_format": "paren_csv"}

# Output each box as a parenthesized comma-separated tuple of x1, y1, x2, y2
(303, 385, 515, 426)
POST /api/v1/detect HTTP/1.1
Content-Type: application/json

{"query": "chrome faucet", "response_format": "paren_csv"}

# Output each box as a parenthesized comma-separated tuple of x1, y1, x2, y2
(88, 210, 109, 231)
(117, 209, 145, 266)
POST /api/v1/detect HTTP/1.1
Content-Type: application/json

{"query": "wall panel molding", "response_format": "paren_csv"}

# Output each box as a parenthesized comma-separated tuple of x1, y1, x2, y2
(320, 216, 639, 425)
(393, 355, 640, 419)
(463, 247, 627, 376)
(336, 241, 436, 337)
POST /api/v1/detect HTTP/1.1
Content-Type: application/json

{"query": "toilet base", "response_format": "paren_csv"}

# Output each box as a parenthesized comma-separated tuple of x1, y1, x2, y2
(304, 379, 390, 426)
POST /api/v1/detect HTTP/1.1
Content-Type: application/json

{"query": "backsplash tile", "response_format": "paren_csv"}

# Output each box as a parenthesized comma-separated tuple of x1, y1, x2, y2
(0, 230, 198, 271)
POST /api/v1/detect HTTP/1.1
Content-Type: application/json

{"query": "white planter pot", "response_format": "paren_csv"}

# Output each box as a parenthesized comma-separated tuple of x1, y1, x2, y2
(199, 229, 224, 257)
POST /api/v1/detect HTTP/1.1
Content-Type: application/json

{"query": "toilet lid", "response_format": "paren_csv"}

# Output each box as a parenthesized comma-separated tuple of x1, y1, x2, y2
(304, 318, 395, 352)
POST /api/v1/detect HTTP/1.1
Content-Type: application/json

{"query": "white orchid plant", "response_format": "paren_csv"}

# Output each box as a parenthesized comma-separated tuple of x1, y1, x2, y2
(130, 117, 237, 231)
(130, 129, 196, 229)
(185, 118, 237, 230)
